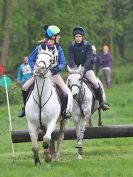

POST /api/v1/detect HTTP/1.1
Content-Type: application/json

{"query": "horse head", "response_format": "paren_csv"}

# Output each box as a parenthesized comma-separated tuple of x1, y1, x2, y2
(67, 65, 84, 98)
(34, 46, 57, 77)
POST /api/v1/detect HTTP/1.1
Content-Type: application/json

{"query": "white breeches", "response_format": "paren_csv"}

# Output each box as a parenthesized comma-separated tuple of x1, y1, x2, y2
(85, 70, 107, 102)
(23, 77, 34, 91)
(51, 74, 73, 112)
(85, 70, 99, 88)
(51, 74, 68, 93)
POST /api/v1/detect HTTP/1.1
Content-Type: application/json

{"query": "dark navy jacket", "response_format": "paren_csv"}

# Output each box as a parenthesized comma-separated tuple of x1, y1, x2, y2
(68, 40, 94, 72)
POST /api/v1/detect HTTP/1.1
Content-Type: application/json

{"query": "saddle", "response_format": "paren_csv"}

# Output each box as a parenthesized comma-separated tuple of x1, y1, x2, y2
(54, 84, 67, 118)
(83, 78, 98, 113)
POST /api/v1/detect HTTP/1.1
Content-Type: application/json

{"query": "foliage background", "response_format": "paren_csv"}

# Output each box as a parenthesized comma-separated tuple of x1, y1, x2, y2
(0, 0, 133, 70)
(0, 0, 133, 104)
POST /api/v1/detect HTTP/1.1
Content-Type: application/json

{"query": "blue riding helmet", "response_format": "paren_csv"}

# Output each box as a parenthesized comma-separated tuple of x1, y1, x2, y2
(44, 25, 61, 38)
(73, 27, 86, 36)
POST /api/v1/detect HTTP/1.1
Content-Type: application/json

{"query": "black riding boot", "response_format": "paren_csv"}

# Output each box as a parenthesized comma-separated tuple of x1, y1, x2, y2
(96, 87, 109, 111)
(62, 94, 71, 119)
(18, 90, 29, 118)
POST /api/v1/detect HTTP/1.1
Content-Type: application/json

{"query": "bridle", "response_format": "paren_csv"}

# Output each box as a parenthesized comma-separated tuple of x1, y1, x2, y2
(32, 52, 54, 128)
(33, 51, 54, 79)
(68, 73, 85, 104)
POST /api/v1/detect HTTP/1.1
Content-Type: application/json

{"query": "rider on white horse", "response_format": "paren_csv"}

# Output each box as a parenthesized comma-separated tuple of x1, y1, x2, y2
(22, 25, 71, 118)
(68, 26, 109, 111)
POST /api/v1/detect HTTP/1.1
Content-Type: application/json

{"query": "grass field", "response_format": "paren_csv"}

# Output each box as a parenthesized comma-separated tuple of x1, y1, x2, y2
(0, 82, 133, 177)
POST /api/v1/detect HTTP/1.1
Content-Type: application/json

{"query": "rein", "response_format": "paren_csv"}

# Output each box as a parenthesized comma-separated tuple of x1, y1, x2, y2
(68, 72, 85, 109)
(33, 75, 52, 129)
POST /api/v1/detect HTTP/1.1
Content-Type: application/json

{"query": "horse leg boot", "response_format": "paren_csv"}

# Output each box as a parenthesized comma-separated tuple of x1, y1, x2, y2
(62, 94, 71, 119)
(96, 87, 109, 111)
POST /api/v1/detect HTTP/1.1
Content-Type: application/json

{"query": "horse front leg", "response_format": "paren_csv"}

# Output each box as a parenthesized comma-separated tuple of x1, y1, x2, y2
(55, 119, 68, 161)
(78, 111, 91, 159)
(73, 114, 83, 159)
(28, 121, 41, 165)
(43, 119, 57, 163)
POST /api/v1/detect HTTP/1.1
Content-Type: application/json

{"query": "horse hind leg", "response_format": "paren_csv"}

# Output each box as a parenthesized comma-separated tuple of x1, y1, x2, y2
(55, 119, 68, 161)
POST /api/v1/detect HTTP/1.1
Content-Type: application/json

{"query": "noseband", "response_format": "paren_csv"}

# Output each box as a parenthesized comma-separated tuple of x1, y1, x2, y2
(34, 53, 53, 78)
(68, 73, 83, 91)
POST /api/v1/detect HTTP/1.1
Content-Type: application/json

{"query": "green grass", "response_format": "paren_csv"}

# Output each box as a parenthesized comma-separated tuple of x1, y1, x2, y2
(0, 82, 133, 177)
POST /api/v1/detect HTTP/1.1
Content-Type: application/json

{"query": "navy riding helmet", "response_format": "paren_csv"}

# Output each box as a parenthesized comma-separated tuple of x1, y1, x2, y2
(73, 27, 86, 36)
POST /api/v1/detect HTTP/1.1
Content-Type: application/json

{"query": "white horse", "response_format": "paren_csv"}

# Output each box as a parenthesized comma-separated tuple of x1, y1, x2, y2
(66, 65, 106, 159)
(25, 49, 73, 165)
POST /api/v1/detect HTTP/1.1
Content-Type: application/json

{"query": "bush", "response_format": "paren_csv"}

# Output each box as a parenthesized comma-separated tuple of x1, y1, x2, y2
(98, 63, 133, 85)
(0, 82, 22, 105)
(0, 63, 133, 105)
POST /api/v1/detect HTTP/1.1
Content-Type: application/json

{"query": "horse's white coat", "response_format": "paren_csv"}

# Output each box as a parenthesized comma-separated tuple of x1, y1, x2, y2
(25, 49, 72, 163)
(67, 65, 104, 159)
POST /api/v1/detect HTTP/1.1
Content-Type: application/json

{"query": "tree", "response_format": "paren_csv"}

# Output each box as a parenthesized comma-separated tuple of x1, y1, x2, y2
(0, 0, 11, 64)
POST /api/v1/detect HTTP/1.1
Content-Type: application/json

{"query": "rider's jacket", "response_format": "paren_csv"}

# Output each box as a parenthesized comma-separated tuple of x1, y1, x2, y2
(68, 40, 94, 72)
(17, 63, 32, 84)
(28, 42, 66, 75)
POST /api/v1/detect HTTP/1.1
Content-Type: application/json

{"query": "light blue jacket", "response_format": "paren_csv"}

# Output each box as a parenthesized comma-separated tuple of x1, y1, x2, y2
(17, 63, 32, 84)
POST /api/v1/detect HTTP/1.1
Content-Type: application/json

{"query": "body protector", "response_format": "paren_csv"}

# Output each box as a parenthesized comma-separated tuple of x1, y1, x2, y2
(71, 40, 88, 67)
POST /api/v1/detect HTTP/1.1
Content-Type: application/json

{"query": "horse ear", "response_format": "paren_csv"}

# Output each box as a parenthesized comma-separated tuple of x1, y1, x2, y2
(67, 65, 73, 73)
(81, 65, 84, 73)
(52, 45, 58, 56)
(77, 65, 84, 73)
(77, 64, 82, 72)
(38, 46, 44, 54)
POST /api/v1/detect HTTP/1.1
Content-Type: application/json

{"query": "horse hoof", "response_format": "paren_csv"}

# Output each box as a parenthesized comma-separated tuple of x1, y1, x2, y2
(54, 154, 60, 161)
(35, 159, 41, 166)
(44, 149, 52, 163)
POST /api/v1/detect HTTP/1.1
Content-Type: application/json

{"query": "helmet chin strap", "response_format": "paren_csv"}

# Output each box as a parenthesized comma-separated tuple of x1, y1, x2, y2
(54, 36, 58, 44)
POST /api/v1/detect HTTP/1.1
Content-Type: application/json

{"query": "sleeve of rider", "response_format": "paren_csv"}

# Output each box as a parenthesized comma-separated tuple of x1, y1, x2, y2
(84, 44, 94, 71)
(57, 46, 66, 71)
(28, 46, 39, 71)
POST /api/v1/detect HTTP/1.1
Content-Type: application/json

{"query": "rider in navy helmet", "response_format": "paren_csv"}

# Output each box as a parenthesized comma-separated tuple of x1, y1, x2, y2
(68, 26, 109, 111)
